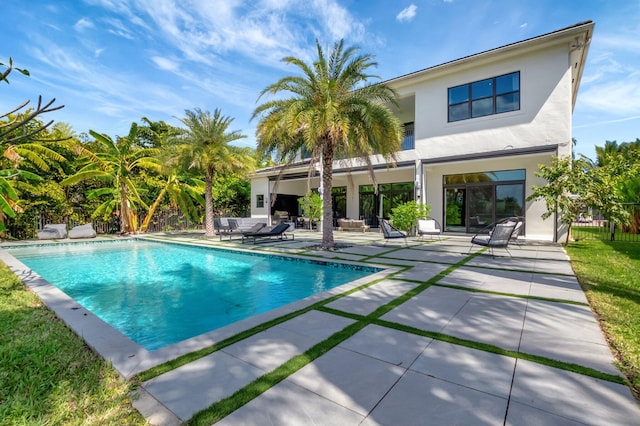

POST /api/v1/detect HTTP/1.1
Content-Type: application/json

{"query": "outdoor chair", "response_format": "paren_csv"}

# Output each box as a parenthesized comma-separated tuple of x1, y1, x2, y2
(219, 222, 265, 241)
(468, 217, 519, 256)
(68, 223, 97, 239)
(417, 217, 442, 240)
(36, 223, 67, 240)
(509, 218, 525, 247)
(214, 217, 231, 234)
(241, 222, 293, 244)
(378, 217, 407, 246)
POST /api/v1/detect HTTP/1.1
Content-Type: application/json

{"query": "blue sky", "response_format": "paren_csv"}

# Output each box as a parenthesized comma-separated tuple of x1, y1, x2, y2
(2, 0, 639, 160)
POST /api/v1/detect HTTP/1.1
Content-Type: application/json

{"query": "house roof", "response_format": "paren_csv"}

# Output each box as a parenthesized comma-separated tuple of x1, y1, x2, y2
(385, 20, 594, 109)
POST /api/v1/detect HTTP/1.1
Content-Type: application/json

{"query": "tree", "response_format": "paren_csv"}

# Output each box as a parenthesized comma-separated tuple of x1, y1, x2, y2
(134, 118, 205, 233)
(389, 200, 431, 234)
(173, 108, 253, 237)
(61, 124, 160, 234)
(0, 58, 68, 233)
(527, 156, 630, 244)
(253, 39, 403, 249)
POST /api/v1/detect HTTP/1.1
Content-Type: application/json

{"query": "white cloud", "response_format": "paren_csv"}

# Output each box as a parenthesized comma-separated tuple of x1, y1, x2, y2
(396, 4, 417, 22)
(151, 56, 179, 72)
(74, 18, 94, 32)
(519, 22, 528, 29)
(579, 73, 640, 115)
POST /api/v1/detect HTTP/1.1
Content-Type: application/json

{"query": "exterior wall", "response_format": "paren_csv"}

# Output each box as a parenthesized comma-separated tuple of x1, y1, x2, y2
(400, 44, 573, 160)
(423, 153, 558, 241)
(250, 177, 270, 219)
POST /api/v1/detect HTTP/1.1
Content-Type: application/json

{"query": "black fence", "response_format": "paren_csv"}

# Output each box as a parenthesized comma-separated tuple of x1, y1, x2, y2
(35, 207, 203, 236)
(571, 203, 640, 242)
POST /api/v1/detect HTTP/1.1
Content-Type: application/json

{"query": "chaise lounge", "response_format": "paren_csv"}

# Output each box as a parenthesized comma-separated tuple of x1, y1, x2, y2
(241, 222, 293, 244)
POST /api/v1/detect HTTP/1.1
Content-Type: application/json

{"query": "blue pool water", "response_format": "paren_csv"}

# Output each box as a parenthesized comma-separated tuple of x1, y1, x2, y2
(7, 240, 376, 350)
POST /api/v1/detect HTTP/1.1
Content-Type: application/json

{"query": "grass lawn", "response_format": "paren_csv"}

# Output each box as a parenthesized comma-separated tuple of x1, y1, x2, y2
(566, 239, 640, 398)
(0, 263, 145, 425)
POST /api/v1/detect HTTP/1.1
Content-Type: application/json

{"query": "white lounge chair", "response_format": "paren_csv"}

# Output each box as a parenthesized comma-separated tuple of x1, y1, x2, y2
(37, 224, 67, 239)
(68, 223, 97, 239)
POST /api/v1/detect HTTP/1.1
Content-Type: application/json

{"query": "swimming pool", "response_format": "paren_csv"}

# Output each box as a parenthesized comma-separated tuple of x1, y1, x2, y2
(7, 240, 378, 350)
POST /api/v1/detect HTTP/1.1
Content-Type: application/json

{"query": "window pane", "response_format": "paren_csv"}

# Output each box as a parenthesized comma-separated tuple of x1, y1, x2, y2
(496, 93, 520, 113)
(449, 85, 469, 104)
(496, 72, 519, 94)
(471, 78, 493, 99)
(449, 103, 469, 121)
(472, 98, 493, 117)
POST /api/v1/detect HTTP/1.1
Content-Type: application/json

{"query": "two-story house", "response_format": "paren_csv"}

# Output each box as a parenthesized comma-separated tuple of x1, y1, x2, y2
(249, 21, 594, 242)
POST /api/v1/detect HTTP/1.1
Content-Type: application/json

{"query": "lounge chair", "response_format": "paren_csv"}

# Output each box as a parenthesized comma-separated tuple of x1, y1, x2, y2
(68, 223, 97, 239)
(417, 218, 442, 240)
(214, 217, 231, 234)
(469, 217, 519, 256)
(378, 217, 407, 246)
(241, 222, 293, 244)
(37, 223, 67, 239)
(219, 222, 265, 241)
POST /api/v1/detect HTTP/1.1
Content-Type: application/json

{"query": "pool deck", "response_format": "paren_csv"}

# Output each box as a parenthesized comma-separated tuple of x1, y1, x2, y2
(3, 230, 639, 425)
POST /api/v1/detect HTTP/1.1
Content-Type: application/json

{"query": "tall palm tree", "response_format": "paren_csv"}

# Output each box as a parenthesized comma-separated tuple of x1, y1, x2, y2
(61, 123, 160, 234)
(253, 39, 403, 249)
(174, 108, 253, 237)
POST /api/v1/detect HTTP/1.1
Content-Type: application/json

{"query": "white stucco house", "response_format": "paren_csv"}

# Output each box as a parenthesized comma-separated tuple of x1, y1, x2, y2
(249, 21, 594, 242)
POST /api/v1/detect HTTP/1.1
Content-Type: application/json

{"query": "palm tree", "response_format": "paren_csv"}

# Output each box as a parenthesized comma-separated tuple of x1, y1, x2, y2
(252, 39, 403, 249)
(174, 108, 253, 237)
(61, 123, 160, 234)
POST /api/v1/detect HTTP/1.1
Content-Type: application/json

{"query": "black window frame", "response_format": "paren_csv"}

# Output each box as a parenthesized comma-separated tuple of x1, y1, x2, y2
(448, 71, 520, 122)
(256, 194, 264, 209)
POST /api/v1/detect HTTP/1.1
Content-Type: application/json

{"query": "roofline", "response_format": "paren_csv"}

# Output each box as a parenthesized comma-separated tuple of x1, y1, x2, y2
(385, 21, 594, 88)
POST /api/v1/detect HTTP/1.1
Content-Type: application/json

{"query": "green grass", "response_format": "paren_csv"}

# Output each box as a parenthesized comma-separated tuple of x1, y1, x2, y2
(0, 263, 145, 425)
(566, 239, 640, 397)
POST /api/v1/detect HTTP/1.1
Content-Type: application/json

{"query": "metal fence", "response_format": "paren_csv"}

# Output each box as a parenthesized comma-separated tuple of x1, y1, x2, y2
(571, 203, 640, 242)
(35, 207, 203, 236)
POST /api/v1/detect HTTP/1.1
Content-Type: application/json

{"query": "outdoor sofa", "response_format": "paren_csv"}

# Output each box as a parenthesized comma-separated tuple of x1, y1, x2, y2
(337, 219, 370, 232)
(68, 223, 97, 239)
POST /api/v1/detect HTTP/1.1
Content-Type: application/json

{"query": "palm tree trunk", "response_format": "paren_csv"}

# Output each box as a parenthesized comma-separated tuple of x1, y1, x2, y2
(140, 183, 168, 233)
(321, 143, 334, 250)
(204, 170, 215, 237)
(120, 184, 133, 234)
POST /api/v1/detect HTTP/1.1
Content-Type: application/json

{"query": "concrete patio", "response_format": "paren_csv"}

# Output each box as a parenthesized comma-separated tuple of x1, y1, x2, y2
(130, 231, 640, 425)
(3, 230, 638, 425)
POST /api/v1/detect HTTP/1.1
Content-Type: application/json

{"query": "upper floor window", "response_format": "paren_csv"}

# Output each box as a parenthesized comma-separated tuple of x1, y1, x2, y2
(448, 72, 520, 122)
(401, 122, 414, 150)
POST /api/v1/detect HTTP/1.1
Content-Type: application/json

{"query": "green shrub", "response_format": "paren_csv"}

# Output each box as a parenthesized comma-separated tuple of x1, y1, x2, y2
(389, 201, 431, 234)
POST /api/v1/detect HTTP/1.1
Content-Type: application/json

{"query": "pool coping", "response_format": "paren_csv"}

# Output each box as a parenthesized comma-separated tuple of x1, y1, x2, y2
(0, 237, 399, 379)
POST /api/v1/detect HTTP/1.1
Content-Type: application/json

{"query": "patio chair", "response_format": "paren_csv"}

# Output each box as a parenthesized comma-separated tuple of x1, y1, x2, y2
(68, 223, 97, 239)
(417, 217, 442, 240)
(468, 217, 519, 256)
(509, 218, 525, 247)
(241, 222, 293, 244)
(378, 217, 407, 246)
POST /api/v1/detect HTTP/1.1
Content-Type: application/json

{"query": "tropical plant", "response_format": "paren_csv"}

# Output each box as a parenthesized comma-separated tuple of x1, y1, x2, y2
(298, 190, 322, 230)
(389, 200, 431, 234)
(135, 118, 205, 233)
(0, 58, 67, 233)
(527, 156, 631, 244)
(173, 108, 253, 237)
(253, 39, 403, 249)
(61, 124, 160, 234)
